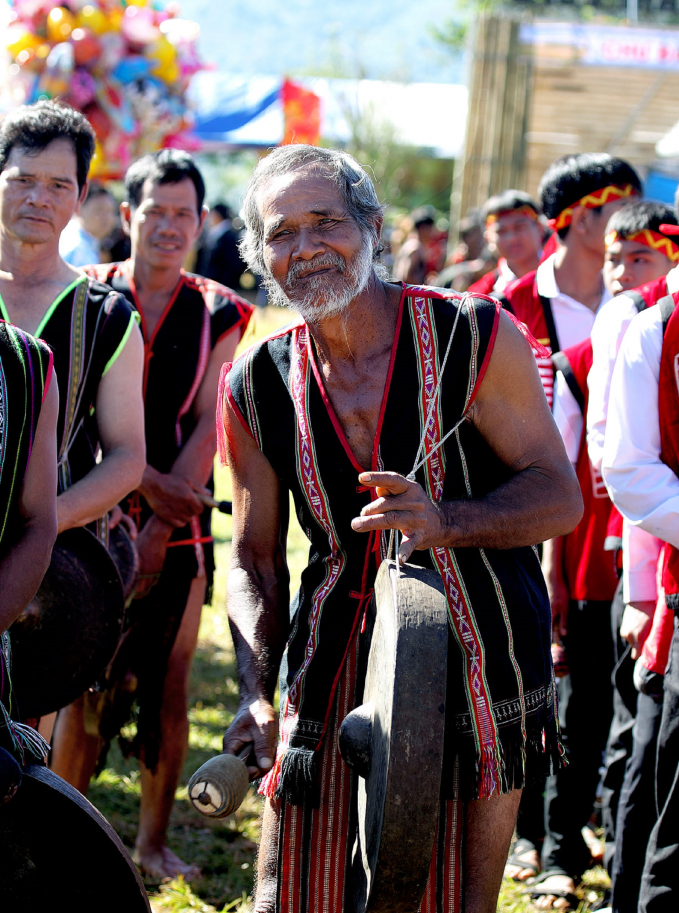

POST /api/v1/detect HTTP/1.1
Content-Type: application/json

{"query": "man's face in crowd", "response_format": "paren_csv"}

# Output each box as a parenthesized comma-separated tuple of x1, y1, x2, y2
(80, 192, 117, 242)
(124, 177, 203, 271)
(485, 211, 542, 270)
(576, 196, 639, 258)
(257, 166, 376, 321)
(0, 139, 83, 246)
(603, 237, 673, 296)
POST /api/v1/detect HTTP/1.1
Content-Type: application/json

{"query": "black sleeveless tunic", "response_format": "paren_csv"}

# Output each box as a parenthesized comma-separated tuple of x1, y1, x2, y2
(0, 274, 137, 542)
(225, 286, 561, 800)
(0, 323, 53, 761)
(88, 261, 253, 576)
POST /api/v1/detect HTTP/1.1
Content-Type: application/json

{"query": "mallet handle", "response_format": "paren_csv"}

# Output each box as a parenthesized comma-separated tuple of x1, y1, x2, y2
(198, 494, 232, 514)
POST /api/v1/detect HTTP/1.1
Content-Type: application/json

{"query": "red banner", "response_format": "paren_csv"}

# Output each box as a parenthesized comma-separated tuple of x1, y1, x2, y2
(281, 79, 321, 146)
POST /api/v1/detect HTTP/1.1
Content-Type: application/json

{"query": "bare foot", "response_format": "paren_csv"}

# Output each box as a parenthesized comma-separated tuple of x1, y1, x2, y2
(530, 875, 577, 911)
(505, 840, 541, 882)
(133, 844, 200, 883)
(582, 825, 604, 864)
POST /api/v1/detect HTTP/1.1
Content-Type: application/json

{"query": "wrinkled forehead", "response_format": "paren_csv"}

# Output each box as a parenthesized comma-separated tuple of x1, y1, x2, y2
(256, 165, 347, 226)
(3, 138, 78, 180)
(136, 176, 199, 212)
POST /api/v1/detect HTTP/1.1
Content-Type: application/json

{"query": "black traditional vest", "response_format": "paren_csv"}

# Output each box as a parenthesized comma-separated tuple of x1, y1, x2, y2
(0, 322, 53, 762)
(224, 286, 559, 801)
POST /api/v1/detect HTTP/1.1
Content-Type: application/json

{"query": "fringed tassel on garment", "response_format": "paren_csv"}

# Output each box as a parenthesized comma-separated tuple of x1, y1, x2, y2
(274, 746, 319, 806)
(449, 709, 566, 801)
(259, 745, 284, 799)
(0, 704, 49, 765)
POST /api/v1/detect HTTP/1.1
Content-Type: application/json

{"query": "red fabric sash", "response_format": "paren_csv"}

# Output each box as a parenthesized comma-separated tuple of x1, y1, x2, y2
(559, 339, 618, 601)
(468, 267, 500, 296)
(657, 291, 679, 606)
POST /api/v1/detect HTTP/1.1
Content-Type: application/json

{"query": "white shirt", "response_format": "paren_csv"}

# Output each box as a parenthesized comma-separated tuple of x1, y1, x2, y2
(59, 219, 100, 268)
(535, 254, 611, 406)
(491, 258, 516, 296)
(536, 253, 612, 350)
(623, 521, 662, 604)
(587, 265, 679, 473)
(552, 373, 581, 466)
(602, 306, 679, 551)
(554, 273, 662, 602)
(551, 361, 662, 602)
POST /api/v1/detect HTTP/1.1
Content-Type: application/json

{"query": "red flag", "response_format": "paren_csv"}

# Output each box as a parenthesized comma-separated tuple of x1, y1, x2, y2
(281, 79, 321, 146)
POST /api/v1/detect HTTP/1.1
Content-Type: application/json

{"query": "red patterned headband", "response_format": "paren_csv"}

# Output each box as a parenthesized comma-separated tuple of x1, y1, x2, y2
(486, 205, 539, 228)
(547, 184, 636, 232)
(605, 228, 679, 263)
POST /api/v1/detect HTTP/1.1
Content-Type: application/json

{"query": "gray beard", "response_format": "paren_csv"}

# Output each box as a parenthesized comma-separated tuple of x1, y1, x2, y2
(263, 238, 377, 322)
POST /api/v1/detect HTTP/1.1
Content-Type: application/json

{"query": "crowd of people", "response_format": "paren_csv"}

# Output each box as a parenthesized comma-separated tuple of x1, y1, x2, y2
(0, 95, 678, 913)
(0, 99, 253, 883)
(438, 155, 679, 913)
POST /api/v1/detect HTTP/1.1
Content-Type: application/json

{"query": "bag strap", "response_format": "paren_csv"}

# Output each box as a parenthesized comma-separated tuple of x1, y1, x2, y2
(539, 294, 560, 354)
(551, 350, 585, 415)
(627, 289, 648, 314)
(659, 294, 676, 338)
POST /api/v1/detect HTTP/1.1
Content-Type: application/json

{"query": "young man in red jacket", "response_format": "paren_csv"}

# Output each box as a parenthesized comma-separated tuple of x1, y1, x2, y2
(469, 190, 543, 298)
(503, 153, 642, 407)
(587, 202, 679, 913)
(528, 202, 679, 912)
(602, 236, 679, 913)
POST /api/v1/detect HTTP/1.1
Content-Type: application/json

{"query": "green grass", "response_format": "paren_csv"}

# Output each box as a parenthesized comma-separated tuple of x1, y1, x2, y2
(89, 305, 609, 912)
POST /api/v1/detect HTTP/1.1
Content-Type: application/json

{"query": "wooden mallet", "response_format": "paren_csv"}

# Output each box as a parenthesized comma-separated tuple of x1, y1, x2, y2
(187, 746, 252, 819)
(197, 494, 232, 514)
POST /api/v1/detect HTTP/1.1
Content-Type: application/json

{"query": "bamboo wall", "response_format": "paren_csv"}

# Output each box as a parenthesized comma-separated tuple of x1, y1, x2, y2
(525, 48, 679, 194)
(456, 15, 679, 219)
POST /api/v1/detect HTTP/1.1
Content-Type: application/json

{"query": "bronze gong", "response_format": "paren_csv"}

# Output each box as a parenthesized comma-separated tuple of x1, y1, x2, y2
(0, 764, 150, 912)
(9, 527, 125, 718)
(339, 559, 449, 913)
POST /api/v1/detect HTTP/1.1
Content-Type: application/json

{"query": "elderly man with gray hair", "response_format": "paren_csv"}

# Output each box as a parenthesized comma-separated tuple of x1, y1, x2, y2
(218, 145, 582, 913)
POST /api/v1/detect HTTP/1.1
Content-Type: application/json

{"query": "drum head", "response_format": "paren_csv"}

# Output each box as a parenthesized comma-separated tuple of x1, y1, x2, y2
(10, 527, 125, 718)
(340, 560, 449, 913)
(0, 765, 150, 913)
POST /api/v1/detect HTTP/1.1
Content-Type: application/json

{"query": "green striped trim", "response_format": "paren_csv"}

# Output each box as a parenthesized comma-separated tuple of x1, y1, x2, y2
(0, 274, 86, 336)
(102, 311, 137, 377)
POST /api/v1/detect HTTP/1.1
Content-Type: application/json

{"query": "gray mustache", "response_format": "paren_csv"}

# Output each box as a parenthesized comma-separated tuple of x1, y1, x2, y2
(287, 254, 346, 283)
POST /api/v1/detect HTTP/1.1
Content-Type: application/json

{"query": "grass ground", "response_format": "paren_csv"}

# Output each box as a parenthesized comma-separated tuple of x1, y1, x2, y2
(89, 306, 609, 912)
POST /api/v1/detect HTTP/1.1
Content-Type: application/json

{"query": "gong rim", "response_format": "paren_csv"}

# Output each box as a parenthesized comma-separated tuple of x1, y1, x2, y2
(0, 764, 150, 913)
(9, 526, 125, 718)
(351, 560, 449, 913)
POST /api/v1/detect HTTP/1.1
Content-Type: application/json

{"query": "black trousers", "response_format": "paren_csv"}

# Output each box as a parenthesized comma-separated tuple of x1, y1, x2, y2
(601, 581, 639, 872)
(541, 599, 614, 876)
(611, 691, 662, 913)
(639, 615, 679, 913)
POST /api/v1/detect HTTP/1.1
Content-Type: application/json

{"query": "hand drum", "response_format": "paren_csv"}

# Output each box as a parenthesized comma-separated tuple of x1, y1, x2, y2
(188, 752, 250, 818)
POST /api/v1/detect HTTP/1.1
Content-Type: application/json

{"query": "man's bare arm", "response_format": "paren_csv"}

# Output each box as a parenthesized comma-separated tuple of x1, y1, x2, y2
(222, 390, 290, 779)
(56, 323, 146, 532)
(138, 327, 241, 528)
(0, 378, 58, 632)
(352, 311, 583, 559)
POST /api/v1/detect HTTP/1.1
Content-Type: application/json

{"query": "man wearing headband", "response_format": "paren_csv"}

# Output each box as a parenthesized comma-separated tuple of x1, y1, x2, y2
(503, 153, 642, 407)
(602, 207, 679, 913)
(528, 202, 679, 913)
(502, 154, 642, 902)
(469, 190, 543, 297)
(584, 202, 679, 913)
